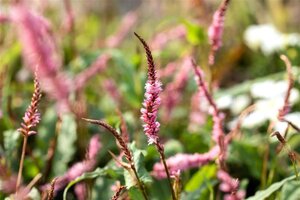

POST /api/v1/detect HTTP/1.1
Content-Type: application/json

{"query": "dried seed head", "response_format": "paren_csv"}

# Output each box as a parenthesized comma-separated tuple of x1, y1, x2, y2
(271, 131, 286, 145)
(83, 118, 133, 163)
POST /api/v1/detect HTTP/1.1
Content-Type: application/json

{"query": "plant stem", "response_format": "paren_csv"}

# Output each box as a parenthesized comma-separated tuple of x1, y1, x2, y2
(16, 135, 28, 191)
(131, 163, 149, 200)
(159, 151, 176, 200)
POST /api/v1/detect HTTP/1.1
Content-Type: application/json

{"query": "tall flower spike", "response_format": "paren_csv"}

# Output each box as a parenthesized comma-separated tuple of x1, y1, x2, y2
(135, 33, 176, 200)
(208, 0, 230, 65)
(134, 32, 163, 145)
(18, 73, 42, 136)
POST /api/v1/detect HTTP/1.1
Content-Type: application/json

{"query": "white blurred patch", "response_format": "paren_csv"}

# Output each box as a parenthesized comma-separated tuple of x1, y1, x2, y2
(230, 94, 251, 115)
(216, 95, 233, 110)
(244, 24, 300, 55)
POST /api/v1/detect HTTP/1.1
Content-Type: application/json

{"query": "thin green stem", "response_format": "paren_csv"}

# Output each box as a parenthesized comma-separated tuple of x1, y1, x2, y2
(16, 135, 28, 191)
(131, 163, 149, 200)
(292, 161, 299, 181)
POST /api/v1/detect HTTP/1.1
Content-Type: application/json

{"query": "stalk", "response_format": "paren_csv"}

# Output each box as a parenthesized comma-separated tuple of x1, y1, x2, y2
(131, 163, 149, 200)
(158, 148, 176, 200)
(16, 135, 28, 191)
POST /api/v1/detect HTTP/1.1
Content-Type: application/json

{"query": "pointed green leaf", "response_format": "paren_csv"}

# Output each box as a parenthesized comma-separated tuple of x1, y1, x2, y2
(246, 175, 296, 200)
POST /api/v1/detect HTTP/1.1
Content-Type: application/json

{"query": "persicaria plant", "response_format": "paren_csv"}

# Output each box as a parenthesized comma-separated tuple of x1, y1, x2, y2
(0, 0, 300, 200)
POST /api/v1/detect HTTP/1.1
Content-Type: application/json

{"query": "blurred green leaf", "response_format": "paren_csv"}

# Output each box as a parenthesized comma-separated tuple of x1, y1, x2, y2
(182, 180, 217, 200)
(3, 130, 20, 168)
(185, 164, 217, 191)
(124, 142, 152, 188)
(128, 187, 144, 200)
(182, 164, 217, 200)
(246, 175, 296, 200)
(227, 139, 263, 179)
(281, 180, 300, 200)
(63, 167, 109, 200)
(52, 114, 77, 176)
(183, 21, 206, 45)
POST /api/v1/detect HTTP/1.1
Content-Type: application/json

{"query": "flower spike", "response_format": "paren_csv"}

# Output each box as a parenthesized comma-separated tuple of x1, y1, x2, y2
(18, 72, 42, 136)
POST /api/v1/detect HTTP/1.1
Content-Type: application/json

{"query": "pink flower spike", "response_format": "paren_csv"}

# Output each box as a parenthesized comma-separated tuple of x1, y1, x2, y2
(87, 135, 101, 160)
(18, 74, 42, 137)
(208, 0, 230, 65)
(135, 32, 163, 145)
(217, 170, 244, 200)
(152, 146, 220, 179)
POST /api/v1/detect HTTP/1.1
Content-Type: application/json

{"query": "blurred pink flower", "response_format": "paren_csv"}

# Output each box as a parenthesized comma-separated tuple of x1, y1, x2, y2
(42, 135, 101, 194)
(106, 11, 138, 48)
(87, 134, 101, 160)
(10, 4, 71, 112)
(102, 79, 121, 105)
(151, 25, 186, 50)
(75, 54, 110, 91)
(188, 92, 207, 131)
(218, 170, 245, 200)
(152, 146, 219, 179)
(158, 61, 178, 79)
(192, 61, 226, 167)
(208, 0, 230, 65)
(162, 56, 192, 121)
(0, 14, 9, 23)
(74, 182, 87, 200)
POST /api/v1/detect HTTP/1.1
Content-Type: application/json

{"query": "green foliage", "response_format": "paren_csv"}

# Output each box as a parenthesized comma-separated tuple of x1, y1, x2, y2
(3, 130, 19, 169)
(246, 175, 296, 200)
(63, 167, 108, 200)
(281, 180, 300, 200)
(124, 142, 152, 188)
(182, 164, 217, 200)
(52, 114, 77, 176)
(183, 21, 207, 46)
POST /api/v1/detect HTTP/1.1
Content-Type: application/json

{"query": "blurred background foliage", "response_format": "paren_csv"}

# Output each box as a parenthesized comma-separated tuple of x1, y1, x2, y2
(1, 0, 300, 199)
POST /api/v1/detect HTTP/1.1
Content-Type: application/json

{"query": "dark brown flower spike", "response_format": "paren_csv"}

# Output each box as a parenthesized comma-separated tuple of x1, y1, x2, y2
(134, 32, 157, 83)
(271, 131, 299, 179)
(82, 118, 133, 163)
(82, 118, 148, 200)
(47, 178, 57, 200)
(111, 185, 126, 200)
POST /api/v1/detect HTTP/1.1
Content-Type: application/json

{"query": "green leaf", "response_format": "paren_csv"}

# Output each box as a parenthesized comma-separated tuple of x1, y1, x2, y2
(281, 180, 300, 200)
(52, 114, 77, 176)
(3, 130, 20, 168)
(124, 142, 152, 188)
(246, 175, 296, 200)
(181, 180, 217, 200)
(227, 139, 263, 179)
(63, 167, 108, 200)
(183, 21, 206, 45)
(128, 187, 144, 200)
(182, 164, 217, 200)
(185, 164, 217, 192)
